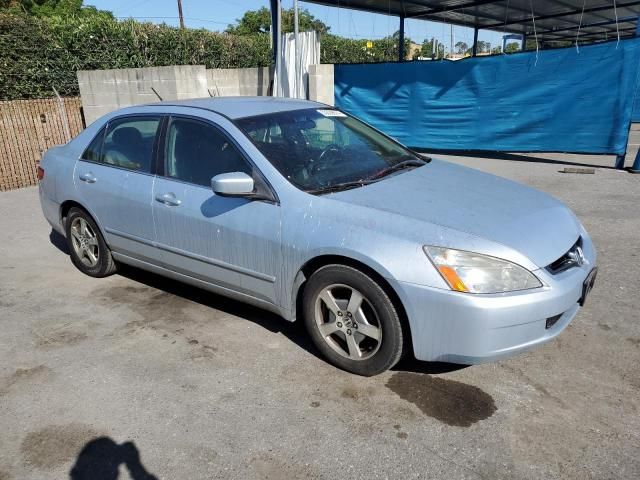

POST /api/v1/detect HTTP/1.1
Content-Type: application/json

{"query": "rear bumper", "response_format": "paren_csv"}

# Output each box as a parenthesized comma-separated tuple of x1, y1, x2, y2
(390, 248, 595, 364)
(39, 184, 63, 235)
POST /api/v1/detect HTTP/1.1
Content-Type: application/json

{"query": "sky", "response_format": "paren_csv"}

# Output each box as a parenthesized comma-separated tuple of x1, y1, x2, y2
(84, 0, 511, 53)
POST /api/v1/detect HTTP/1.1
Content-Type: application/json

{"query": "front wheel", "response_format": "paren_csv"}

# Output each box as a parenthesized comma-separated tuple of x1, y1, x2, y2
(65, 207, 117, 278)
(303, 265, 404, 376)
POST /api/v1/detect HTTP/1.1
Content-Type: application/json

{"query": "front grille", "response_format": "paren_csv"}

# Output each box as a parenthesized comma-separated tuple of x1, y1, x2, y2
(546, 237, 584, 275)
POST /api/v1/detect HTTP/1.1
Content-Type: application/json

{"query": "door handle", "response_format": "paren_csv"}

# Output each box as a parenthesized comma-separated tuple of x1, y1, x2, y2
(155, 192, 181, 207)
(79, 172, 96, 183)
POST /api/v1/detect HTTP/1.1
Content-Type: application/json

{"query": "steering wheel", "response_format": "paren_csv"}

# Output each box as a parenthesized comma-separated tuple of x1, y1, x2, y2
(313, 144, 342, 174)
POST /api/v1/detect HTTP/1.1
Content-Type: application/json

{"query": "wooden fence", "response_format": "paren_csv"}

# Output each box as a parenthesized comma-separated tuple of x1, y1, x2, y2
(0, 97, 84, 191)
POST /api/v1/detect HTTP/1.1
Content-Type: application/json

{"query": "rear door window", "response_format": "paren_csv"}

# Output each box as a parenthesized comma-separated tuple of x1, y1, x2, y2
(97, 116, 161, 173)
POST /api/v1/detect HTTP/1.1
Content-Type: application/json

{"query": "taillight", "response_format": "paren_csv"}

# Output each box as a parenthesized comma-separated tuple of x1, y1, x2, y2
(37, 165, 45, 181)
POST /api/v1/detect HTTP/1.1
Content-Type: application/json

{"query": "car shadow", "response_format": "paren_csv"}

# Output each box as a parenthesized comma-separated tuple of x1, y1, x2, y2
(49, 228, 469, 375)
(393, 358, 468, 375)
(116, 262, 321, 360)
(199, 195, 249, 218)
(50, 229, 70, 254)
(69, 437, 157, 480)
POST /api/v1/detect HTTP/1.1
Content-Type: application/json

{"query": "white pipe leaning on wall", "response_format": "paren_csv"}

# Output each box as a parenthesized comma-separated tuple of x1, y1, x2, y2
(274, 0, 282, 97)
(294, 0, 300, 99)
(52, 86, 71, 142)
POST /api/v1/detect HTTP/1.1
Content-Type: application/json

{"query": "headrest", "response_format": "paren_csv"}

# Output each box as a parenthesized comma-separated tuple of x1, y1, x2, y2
(112, 127, 142, 145)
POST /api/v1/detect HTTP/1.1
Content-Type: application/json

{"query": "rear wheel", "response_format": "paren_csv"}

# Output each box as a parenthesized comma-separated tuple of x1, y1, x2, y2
(65, 207, 116, 278)
(303, 265, 404, 376)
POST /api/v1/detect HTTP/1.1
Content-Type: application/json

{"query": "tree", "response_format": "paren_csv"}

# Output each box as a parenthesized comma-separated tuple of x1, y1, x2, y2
(464, 41, 491, 56)
(226, 7, 329, 35)
(418, 38, 444, 59)
(504, 41, 520, 53)
(369, 30, 413, 60)
(477, 40, 490, 53)
(454, 41, 468, 55)
(0, 0, 112, 18)
(491, 45, 502, 54)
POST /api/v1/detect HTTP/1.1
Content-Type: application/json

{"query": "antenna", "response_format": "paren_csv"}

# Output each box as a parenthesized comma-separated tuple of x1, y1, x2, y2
(151, 87, 163, 101)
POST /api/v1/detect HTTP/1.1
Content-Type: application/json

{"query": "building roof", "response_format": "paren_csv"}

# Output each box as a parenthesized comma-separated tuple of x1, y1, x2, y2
(304, 0, 640, 44)
(150, 97, 325, 119)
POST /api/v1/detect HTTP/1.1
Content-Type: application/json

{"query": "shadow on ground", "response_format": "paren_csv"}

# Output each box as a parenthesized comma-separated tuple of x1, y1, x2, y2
(49, 229, 469, 376)
(116, 261, 321, 357)
(69, 438, 157, 480)
(50, 229, 70, 254)
(392, 358, 468, 375)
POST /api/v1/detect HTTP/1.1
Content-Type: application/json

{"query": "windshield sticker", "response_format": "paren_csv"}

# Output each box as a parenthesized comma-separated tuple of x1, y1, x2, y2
(318, 109, 347, 117)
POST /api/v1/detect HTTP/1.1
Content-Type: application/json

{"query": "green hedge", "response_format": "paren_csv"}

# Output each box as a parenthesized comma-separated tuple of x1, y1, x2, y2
(321, 34, 407, 64)
(0, 14, 271, 99)
(0, 13, 402, 100)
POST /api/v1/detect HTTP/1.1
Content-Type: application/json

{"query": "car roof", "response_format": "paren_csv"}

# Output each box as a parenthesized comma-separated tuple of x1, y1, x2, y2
(140, 96, 327, 120)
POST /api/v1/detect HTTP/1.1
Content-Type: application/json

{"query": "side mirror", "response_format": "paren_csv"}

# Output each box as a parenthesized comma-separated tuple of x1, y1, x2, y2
(211, 172, 255, 197)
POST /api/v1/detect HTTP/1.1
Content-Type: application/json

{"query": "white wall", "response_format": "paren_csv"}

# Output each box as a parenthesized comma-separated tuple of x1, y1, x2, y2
(206, 67, 273, 97)
(308, 64, 334, 106)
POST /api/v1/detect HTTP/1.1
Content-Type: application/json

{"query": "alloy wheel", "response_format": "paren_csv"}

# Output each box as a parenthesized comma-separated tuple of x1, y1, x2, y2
(314, 284, 382, 360)
(70, 217, 99, 267)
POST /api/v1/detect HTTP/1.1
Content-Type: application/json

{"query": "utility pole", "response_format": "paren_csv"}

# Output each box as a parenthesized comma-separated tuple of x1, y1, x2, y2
(177, 0, 185, 29)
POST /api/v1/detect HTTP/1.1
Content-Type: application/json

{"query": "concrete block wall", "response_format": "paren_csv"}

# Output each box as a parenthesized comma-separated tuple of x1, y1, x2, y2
(77, 64, 335, 125)
(308, 64, 334, 106)
(206, 67, 273, 97)
(77, 65, 208, 124)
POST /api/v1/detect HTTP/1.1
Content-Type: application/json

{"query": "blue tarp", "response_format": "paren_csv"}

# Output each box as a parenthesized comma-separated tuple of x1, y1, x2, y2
(633, 77, 640, 122)
(335, 39, 640, 155)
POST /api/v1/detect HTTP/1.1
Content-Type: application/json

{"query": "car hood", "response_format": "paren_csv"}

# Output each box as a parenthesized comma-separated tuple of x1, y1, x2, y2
(330, 159, 580, 268)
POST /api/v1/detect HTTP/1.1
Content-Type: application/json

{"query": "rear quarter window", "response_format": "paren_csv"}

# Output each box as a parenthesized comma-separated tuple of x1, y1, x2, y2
(82, 127, 106, 162)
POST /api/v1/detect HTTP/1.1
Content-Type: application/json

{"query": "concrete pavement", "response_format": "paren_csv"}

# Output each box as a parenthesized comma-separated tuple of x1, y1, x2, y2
(0, 153, 638, 479)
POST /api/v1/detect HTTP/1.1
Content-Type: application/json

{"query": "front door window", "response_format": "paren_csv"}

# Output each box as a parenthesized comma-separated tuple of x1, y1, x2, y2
(165, 117, 251, 186)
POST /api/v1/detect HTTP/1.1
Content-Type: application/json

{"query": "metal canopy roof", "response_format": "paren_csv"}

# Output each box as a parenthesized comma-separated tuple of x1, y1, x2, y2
(304, 1, 640, 44)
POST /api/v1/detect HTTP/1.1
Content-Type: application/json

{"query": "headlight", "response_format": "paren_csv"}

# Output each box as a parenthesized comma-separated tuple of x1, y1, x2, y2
(424, 246, 542, 294)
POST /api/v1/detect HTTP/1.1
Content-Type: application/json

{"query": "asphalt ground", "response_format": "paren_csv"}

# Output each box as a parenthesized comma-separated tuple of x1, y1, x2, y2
(0, 152, 638, 479)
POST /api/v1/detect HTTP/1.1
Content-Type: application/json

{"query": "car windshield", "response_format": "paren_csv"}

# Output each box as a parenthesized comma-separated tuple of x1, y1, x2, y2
(236, 108, 427, 193)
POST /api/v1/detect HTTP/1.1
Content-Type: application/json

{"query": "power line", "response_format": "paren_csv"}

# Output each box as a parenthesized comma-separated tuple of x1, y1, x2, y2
(114, 16, 233, 25)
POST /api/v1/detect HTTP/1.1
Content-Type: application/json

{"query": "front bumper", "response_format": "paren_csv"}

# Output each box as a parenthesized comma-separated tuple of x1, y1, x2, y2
(390, 243, 596, 364)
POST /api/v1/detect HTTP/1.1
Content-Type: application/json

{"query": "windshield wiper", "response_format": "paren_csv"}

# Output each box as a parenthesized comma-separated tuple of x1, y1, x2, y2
(305, 158, 428, 195)
(367, 158, 427, 181)
(305, 179, 376, 195)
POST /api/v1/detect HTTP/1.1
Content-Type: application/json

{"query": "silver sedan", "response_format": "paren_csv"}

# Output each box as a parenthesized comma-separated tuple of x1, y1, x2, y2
(38, 97, 597, 376)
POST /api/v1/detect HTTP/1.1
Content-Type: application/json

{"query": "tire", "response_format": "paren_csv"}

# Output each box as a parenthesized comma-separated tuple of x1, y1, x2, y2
(303, 265, 404, 376)
(65, 207, 117, 278)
